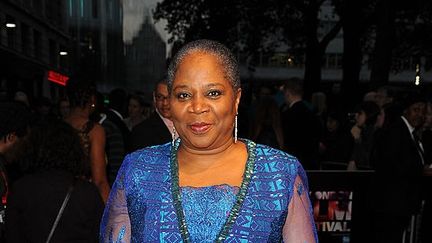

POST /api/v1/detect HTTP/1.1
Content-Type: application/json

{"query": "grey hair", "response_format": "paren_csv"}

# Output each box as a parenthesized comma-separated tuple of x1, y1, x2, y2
(167, 39, 241, 93)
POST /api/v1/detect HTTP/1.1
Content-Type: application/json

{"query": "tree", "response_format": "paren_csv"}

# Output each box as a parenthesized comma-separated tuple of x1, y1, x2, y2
(333, 0, 375, 110)
(154, 0, 342, 99)
(369, 0, 432, 87)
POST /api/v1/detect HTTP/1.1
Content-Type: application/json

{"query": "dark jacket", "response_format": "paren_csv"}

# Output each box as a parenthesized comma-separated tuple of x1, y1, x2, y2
(102, 109, 130, 185)
(105, 109, 130, 149)
(129, 112, 171, 152)
(281, 101, 322, 170)
(371, 117, 424, 215)
(6, 170, 104, 243)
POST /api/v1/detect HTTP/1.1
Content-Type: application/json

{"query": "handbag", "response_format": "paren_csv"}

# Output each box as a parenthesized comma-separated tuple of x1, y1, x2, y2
(45, 182, 75, 243)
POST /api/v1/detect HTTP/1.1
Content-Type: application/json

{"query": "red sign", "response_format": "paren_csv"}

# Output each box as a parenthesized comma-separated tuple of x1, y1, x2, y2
(47, 70, 69, 86)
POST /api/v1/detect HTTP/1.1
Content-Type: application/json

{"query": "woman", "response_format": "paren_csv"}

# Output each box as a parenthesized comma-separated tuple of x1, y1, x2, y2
(101, 40, 317, 242)
(249, 95, 284, 149)
(348, 101, 380, 170)
(123, 94, 146, 131)
(6, 119, 104, 242)
(65, 79, 110, 203)
(319, 110, 353, 166)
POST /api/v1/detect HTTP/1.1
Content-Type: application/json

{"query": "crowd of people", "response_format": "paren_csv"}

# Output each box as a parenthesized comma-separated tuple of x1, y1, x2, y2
(0, 39, 431, 242)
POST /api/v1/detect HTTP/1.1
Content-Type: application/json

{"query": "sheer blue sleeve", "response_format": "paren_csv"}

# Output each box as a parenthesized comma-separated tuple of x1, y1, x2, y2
(100, 155, 131, 243)
(282, 166, 318, 243)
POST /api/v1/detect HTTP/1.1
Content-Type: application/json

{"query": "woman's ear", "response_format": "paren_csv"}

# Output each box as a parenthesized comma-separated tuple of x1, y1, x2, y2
(235, 88, 242, 114)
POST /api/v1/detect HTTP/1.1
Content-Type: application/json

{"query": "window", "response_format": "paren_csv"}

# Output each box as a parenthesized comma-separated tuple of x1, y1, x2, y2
(68, 0, 73, 16)
(80, 0, 84, 17)
(49, 39, 58, 67)
(21, 23, 30, 55)
(59, 45, 68, 69)
(92, 0, 98, 18)
(326, 53, 342, 69)
(108, 1, 113, 20)
(6, 16, 16, 49)
(33, 30, 41, 58)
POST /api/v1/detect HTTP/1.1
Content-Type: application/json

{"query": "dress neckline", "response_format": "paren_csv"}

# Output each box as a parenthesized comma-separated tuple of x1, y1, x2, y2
(170, 138, 256, 243)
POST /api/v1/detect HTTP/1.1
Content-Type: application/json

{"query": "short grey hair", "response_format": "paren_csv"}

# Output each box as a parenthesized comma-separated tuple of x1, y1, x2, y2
(167, 39, 241, 93)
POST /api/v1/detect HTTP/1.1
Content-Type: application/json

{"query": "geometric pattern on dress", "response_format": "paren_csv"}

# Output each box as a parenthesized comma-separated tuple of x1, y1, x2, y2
(101, 140, 311, 242)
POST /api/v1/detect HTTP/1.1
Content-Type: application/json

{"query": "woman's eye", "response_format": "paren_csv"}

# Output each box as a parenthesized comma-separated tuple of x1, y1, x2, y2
(177, 93, 190, 100)
(207, 90, 222, 97)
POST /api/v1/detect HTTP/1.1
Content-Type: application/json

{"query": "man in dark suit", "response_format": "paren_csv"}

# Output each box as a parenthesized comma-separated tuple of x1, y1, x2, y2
(280, 79, 321, 170)
(105, 88, 130, 146)
(100, 88, 130, 185)
(129, 79, 172, 151)
(0, 101, 31, 241)
(371, 93, 426, 243)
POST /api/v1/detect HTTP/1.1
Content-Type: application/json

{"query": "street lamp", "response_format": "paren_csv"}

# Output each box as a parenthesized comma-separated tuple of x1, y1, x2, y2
(414, 63, 420, 86)
(59, 51, 68, 56)
(5, 23, 16, 28)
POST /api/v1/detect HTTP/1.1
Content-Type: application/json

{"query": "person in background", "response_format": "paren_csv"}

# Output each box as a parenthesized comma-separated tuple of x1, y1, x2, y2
(319, 110, 353, 167)
(375, 86, 399, 128)
(129, 78, 173, 151)
(33, 96, 55, 121)
(249, 96, 284, 149)
(420, 101, 432, 243)
(65, 79, 110, 203)
(101, 39, 317, 242)
(0, 102, 31, 241)
(13, 91, 30, 107)
(105, 88, 130, 145)
(100, 89, 129, 184)
(6, 119, 104, 242)
(57, 98, 70, 119)
(281, 78, 322, 170)
(421, 102, 432, 166)
(311, 91, 327, 121)
(363, 90, 377, 102)
(123, 94, 146, 131)
(347, 101, 381, 170)
(371, 92, 426, 243)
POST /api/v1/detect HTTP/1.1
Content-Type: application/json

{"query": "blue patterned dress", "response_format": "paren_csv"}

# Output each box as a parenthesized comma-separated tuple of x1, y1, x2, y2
(100, 139, 317, 242)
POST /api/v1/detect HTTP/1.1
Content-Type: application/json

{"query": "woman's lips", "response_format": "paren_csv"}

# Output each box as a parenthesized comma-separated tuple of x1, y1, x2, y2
(189, 122, 211, 134)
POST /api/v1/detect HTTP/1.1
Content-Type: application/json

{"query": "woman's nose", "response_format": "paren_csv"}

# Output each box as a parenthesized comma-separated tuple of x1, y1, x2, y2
(189, 96, 209, 114)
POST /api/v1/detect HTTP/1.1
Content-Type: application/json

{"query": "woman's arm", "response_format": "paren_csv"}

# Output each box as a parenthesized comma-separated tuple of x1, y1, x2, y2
(282, 174, 318, 243)
(100, 156, 131, 242)
(90, 124, 110, 203)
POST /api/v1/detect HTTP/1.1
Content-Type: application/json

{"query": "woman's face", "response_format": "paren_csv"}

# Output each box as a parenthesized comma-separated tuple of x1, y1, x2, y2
(326, 117, 339, 132)
(128, 98, 143, 118)
(170, 51, 241, 150)
(355, 111, 366, 127)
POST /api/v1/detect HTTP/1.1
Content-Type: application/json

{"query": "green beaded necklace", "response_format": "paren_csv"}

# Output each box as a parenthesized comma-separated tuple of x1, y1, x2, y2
(170, 139, 256, 243)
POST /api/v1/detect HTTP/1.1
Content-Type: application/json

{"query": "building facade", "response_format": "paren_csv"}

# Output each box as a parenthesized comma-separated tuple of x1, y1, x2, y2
(124, 15, 166, 100)
(67, 0, 124, 93)
(0, 0, 70, 100)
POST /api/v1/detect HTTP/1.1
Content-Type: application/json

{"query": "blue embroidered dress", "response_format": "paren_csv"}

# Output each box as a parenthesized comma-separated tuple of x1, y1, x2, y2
(100, 139, 317, 242)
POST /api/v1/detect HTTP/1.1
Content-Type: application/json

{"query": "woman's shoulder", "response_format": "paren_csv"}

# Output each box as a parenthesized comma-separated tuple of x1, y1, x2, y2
(253, 142, 302, 172)
(124, 142, 172, 166)
(88, 121, 104, 134)
(254, 142, 298, 162)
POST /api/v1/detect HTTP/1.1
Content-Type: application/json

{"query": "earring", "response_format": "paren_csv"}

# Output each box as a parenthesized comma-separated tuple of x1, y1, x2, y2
(172, 126, 176, 146)
(234, 114, 238, 143)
